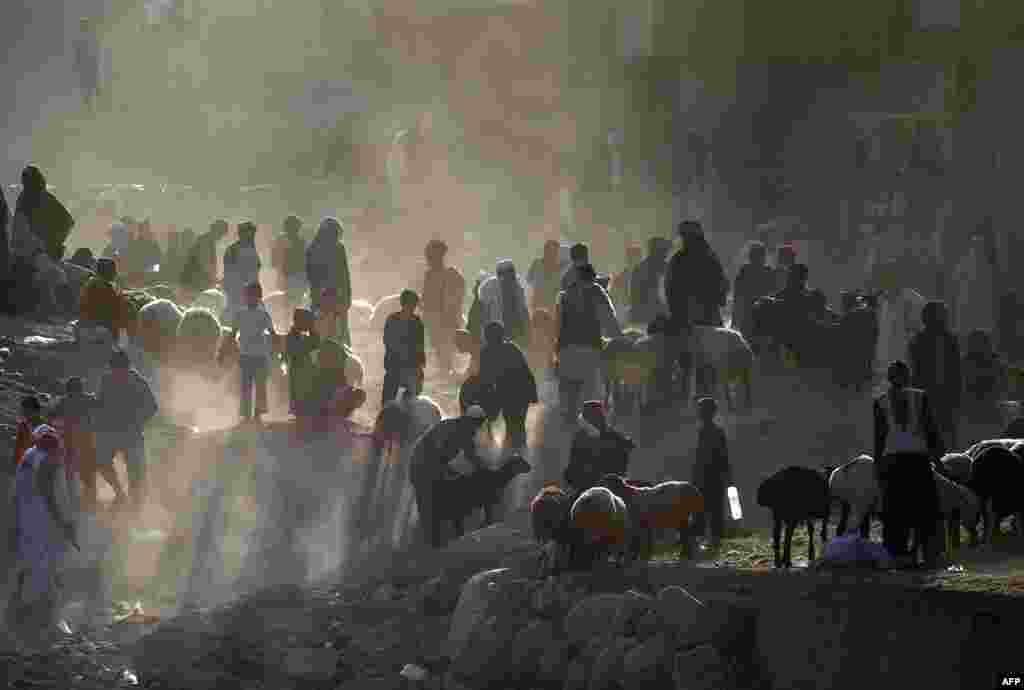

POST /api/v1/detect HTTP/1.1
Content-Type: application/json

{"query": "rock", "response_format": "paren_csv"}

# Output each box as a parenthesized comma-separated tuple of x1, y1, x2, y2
(504, 619, 558, 683)
(417, 575, 462, 616)
(564, 594, 632, 646)
(537, 639, 572, 684)
(621, 632, 672, 685)
(563, 658, 589, 690)
(446, 570, 536, 684)
(530, 576, 571, 618)
(372, 583, 398, 602)
(589, 636, 637, 690)
(283, 648, 342, 681)
(656, 585, 705, 644)
(673, 644, 733, 690)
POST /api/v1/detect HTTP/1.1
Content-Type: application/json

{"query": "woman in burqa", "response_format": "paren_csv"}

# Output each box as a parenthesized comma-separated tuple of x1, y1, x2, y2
(479, 259, 531, 350)
(306, 217, 352, 346)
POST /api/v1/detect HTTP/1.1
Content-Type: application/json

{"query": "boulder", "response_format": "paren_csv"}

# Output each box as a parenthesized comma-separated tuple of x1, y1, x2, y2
(530, 576, 572, 619)
(537, 638, 572, 685)
(656, 585, 705, 645)
(444, 569, 533, 670)
(564, 594, 633, 646)
(589, 636, 637, 690)
(562, 658, 589, 690)
(416, 574, 463, 616)
(282, 648, 342, 682)
(673, 644, 734, 690)
(503, 619, 558, 684)
(621, 632, 672, 686)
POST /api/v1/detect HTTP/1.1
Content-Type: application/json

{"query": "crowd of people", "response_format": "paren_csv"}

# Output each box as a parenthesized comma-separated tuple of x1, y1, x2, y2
(1, 161, 1022, 635)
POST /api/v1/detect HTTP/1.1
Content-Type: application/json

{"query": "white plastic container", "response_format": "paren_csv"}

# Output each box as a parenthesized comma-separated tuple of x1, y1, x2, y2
(727, 486, 743, 521)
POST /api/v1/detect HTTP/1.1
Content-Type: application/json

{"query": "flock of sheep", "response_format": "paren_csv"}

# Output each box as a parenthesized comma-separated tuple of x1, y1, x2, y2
(757, 440, 1024, 569)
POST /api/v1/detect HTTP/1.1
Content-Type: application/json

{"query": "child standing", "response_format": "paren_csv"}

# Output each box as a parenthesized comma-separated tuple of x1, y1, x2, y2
(692, 397, 732, 548)
(231, 282, 277, 424)
(12, 396, 45, 469)
(49, 378, 99, 512)
(285, 307, 320, 417)
(382, 289, 426, 407)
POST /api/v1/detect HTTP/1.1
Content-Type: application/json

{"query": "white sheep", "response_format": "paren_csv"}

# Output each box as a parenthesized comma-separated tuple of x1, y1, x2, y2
(965, 439, 1020, 459)
(176, 307, 223, 365)
(828, 455, 879, 538)
(569, 486, 632, 568)
(138, 298, 184, 357)
(193, 288, 227, 315)
(687, 325, 754, 411)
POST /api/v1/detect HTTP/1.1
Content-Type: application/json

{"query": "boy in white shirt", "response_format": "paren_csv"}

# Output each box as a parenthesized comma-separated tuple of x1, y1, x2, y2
(231, 282, 277, 424)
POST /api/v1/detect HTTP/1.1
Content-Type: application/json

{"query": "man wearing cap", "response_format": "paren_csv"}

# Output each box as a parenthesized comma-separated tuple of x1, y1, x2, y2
(272, 215, 307, 305)
(477, 260, 530, 350)
(95, 349, 158, 509)
(563, 400, 634, 495)
(222, 221, 263, 325)
(407, 405, 489, 547)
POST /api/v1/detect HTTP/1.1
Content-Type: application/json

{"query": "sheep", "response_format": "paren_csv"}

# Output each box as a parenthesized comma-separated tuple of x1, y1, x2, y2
(940, 452, 972, 483)
(145, 284, 178, 302)
(137, 298, 184, 358)
(193, 288, 227, 315)
(530, 484, 574, 576)
(968, 445, 1024, 546)
(569, 486, 632, 568)
(602, 330, 658, 414)
(757, 466, 830, 568)
(175, 307, 223, 367)
(598, 474, 704, 562)
(350, 299, 375, 330)
(933, 467, 981, 552)
(370, 293, 401, 331)
(828, 455, 879, 538)
(430, 455, 533, 546)
(965, 438, 1021, 459)
(687, 325, 754, 412)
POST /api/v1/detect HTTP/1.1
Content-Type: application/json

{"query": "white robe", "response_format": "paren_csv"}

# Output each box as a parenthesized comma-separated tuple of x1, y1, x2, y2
(875, 287, 927, 372)
(477, 274, 529, 339)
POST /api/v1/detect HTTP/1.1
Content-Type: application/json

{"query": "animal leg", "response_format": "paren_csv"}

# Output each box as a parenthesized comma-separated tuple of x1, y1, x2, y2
(743, 369, 754, 411)
(772, 517, 783, 569)
(949, 509, 961, 552)
(807, 520, 816, 563)
(783, 522, 795, 568)
(837, 503, 850, 536)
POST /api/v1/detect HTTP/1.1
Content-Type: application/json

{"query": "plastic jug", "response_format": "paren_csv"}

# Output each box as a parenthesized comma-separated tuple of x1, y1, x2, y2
(727, 486, 743, 521)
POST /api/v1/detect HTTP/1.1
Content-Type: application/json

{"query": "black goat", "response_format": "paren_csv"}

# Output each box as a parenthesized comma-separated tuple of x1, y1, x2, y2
(757, 466, 831, 568)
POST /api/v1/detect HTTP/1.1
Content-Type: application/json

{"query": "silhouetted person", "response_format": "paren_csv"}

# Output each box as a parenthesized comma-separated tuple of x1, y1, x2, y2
(478, 321, 538, 451)
(732, 242, 776, 338)
(908, 301, 961, 449)
(874, 360, 943, 567)
(11, 166, 74, 316)
(306, 217, 352, 346)
(629, 237, 671, 327)
(420, 239, 465, 377)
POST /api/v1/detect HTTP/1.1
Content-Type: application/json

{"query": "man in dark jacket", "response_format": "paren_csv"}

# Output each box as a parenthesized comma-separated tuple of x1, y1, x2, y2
(629, 237, 672, 327)
(665, 221, 728, 328)
(908, 301, 961, 449)
(479, 321, 539, 451)
(408, 405, 489, 547)
(665, 220, 728, 398)
(563, 400, 635, 495)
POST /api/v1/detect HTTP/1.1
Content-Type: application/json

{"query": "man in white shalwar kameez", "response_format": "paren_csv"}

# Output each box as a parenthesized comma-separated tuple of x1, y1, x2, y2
(873, 261, 927, 375)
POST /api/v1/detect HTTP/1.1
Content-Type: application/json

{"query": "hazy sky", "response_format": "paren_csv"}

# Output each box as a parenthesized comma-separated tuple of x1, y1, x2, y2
(0, 0, 109, 182)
